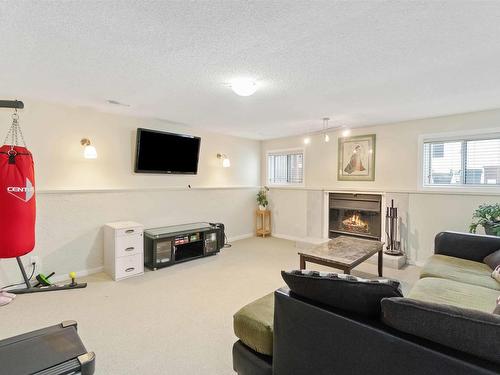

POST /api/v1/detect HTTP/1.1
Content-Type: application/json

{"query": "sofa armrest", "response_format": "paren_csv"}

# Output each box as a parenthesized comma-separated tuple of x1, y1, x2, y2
(434, 231, 500, 262)
(273, 288, 500, 375)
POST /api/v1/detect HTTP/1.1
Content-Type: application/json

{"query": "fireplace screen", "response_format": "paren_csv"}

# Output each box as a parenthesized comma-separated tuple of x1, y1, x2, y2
(329, 194, 382, 240)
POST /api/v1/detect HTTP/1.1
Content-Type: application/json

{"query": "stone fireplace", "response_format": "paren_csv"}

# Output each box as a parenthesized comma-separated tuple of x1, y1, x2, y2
(328, 193, 382, 241)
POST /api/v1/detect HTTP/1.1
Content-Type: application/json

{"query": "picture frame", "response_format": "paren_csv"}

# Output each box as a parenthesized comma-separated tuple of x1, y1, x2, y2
(338, 134, 376, 181)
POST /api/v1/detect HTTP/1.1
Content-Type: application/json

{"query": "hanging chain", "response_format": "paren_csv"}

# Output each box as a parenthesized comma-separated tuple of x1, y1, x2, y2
(3, 109, 26, 150)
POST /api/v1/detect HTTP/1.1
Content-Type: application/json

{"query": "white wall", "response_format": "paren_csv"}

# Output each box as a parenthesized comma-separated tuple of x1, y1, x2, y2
(10, 100, 259, 190)
(0, 99, 260, 285)
(262, 109, 500, 264)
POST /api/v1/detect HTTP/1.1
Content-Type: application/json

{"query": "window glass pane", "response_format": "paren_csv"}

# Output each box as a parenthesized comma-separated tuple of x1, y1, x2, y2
(268, 151, 304, 184)
(423, 135, 500, 187)
(426, 141, 462, 185)
(465, 139, 500, 185)
(288, 153, 303, 184)
(432, 143, 444, 158)
(268, 154, 287, 184)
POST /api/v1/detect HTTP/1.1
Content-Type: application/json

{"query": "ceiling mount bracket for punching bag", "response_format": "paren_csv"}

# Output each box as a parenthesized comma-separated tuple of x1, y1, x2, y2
(0, 100, 24, 109)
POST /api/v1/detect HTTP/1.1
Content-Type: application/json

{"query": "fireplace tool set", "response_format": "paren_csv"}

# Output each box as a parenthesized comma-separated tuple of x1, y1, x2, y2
(385, 199, 403, 256)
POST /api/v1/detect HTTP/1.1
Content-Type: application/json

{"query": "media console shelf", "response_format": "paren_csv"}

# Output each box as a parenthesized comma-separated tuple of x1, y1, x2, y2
(144, 222, 224, 270)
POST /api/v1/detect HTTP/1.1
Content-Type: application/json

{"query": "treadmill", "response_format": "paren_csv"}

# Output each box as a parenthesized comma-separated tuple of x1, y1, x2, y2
(0, 321, 95, 375)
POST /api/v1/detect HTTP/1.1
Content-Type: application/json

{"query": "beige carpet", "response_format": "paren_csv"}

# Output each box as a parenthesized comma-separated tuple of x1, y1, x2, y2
(0, 237, 420, 375)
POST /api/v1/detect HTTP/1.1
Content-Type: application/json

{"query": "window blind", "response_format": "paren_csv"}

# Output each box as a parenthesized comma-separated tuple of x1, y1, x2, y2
(268, 151, 304, 184)
(423, 136, 500, 186)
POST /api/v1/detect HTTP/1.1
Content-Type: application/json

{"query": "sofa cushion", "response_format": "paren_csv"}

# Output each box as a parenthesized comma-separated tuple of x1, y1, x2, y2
(408, 277, 499, 313)
(281, 270, 402, 316)
(233, 340, 272, 375)
(233, 293, 274, 356)
(484, 249, 500, 270)
(381, 297, 500, 365)
(421, 254, 500, 291)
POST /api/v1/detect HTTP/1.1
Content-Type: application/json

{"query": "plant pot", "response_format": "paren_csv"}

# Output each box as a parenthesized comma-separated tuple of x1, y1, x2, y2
(259, 205, 267, 211)
(483, 222, 500, 236)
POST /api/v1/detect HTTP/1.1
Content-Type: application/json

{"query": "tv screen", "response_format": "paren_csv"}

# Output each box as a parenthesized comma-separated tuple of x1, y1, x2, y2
(135, 128, 201, 174)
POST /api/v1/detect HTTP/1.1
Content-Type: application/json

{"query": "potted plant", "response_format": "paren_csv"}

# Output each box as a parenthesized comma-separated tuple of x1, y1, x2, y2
(469, 203, 500, 236)
(257, 186, 270, 211)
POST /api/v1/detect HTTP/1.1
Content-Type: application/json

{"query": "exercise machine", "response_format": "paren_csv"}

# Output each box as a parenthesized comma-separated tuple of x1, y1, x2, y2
(0, 321, 95, 375)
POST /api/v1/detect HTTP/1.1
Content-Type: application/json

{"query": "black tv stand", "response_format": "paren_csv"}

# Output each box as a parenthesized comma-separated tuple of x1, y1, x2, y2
(144, 222, 224, 270)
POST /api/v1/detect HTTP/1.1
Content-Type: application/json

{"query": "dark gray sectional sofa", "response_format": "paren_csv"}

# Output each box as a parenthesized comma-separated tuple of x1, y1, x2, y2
(232, 231, 500, 375)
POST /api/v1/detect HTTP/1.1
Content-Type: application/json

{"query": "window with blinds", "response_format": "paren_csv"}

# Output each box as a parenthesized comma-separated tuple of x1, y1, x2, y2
(267, 150, 304, 185)
(423, 136, 500, 186)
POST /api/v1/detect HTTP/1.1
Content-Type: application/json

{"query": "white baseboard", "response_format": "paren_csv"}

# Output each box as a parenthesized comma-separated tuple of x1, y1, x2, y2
(227, 233, 254, 242)
(271, 233, 303, 242)
(50, 266, 104, 283)
(407, 260, 425, 267)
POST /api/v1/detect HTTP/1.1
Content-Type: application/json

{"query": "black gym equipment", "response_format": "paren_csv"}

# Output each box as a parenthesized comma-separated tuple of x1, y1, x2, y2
(13, 258, 87, 294)
(0, 100, 24, 109)
(0, 321, 95, 375)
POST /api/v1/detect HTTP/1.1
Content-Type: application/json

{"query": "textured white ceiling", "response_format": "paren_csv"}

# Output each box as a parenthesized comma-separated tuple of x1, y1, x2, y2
(1, 1, 500, 139)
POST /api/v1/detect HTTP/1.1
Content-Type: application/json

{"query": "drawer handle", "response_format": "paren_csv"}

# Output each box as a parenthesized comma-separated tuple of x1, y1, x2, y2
(124, 247, 135, 252)
(125, 229, 135, 234)
(125, 267, 135, 273)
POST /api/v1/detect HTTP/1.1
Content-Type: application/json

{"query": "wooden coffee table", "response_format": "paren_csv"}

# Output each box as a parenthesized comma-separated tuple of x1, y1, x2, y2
(298, 236, 384, 276)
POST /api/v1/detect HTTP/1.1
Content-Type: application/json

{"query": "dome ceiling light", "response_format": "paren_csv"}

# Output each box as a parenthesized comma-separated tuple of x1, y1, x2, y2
(229, 78, 258, 96)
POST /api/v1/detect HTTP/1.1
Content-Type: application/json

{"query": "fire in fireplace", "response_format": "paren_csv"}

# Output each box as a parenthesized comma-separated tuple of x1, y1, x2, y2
(342, 211, 369, 234)
(329, 193, 382, 240)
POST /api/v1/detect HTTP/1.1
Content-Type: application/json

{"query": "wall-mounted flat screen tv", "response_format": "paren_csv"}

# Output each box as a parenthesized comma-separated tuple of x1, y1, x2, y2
(135, 128, 201, 174)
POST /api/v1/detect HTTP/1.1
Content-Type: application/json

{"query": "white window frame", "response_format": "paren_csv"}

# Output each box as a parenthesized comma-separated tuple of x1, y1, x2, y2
(418, 128, 500, 193)
(266, 147, 306, 187)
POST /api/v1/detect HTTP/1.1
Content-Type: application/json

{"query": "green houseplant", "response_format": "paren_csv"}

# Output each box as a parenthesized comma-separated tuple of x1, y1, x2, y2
(469, 203, 500, 236)
(257, 186, 270, 211)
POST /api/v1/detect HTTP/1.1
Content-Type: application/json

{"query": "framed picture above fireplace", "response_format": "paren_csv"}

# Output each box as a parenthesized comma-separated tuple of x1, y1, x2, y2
(338, 134, 376, 181)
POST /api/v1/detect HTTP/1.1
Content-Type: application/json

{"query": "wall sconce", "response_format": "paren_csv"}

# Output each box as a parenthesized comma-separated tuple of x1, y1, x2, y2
(80, 138, 97, 159)
(217, 153, 231, 168)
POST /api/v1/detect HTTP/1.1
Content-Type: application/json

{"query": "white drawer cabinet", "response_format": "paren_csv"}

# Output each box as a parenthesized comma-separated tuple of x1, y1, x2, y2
(104, 221, 144, 281)
(115, 235, 143, 257)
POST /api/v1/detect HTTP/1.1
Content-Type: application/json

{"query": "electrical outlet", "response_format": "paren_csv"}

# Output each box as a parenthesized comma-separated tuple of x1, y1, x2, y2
(30, 255, 39, 265)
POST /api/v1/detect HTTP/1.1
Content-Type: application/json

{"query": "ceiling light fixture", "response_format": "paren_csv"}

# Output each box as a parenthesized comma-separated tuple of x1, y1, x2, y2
(323, 117, 330, 142)
(81, 138, 97, 159)
(230, 78, 258, 96)
(217, 153, 231, 168)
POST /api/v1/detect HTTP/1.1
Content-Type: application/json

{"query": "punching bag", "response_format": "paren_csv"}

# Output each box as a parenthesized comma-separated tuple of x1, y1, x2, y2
(0, 111, 36, 258)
